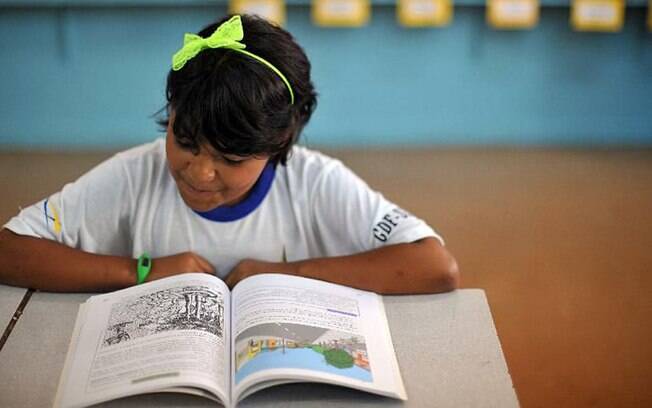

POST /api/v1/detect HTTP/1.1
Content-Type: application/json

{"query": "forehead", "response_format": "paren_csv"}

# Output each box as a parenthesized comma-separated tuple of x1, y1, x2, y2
(197, 140, 220, 156)
(195, 138, 256, 160)
(167, 109, 271, 161)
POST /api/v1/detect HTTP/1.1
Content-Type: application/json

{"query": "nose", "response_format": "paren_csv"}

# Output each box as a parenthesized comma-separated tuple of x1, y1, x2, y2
(188, 154, 216, 183)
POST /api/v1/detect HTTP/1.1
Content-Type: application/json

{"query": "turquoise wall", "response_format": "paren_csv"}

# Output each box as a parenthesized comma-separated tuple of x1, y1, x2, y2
(1, 1, 651, 148)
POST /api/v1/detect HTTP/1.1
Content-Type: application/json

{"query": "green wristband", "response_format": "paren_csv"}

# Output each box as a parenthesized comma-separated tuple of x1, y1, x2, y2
(137, 253, 152, 284)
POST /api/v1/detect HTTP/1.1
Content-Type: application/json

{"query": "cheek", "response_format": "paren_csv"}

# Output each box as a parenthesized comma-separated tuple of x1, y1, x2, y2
(224, 163, 268, 191)
(169, 154, 186, 173)
(165, 141, 189, 173)
(223, 168, 259, 190)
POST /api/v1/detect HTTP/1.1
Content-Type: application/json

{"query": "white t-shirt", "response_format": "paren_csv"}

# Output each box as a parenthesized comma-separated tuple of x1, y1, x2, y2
(4, 139, 442, 278)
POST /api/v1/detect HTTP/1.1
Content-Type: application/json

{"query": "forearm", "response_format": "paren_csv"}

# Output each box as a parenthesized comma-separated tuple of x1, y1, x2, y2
(232, 237, 459, 294)
(0, 229, 135, 292)
(293, 238, 459, 294)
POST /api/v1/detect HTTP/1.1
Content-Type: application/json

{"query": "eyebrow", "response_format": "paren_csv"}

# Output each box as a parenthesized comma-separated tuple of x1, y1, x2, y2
(201, 144, 246, 161)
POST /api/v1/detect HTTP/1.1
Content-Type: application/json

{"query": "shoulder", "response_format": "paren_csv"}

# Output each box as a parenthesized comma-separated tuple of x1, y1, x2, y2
(109, 138, 168, 184)
(114, 138, 166, 169)
(279, 146, 371, 204)
(83, 138, 165, 176)
(71, 138, 169, 203)
(282, 145, 346, 182)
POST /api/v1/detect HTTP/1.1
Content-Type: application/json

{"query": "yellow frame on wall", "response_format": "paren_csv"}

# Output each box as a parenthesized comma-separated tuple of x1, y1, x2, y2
(397, 0, 453, 27)
(570, 0, 624, 32)
(229, 0, 286, 27)
(312, 0, 371, 27)
(487, 0, 539, 29)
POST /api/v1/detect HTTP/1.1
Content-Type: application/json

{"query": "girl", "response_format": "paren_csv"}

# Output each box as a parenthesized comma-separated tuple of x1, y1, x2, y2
(0, 14, 458, 294)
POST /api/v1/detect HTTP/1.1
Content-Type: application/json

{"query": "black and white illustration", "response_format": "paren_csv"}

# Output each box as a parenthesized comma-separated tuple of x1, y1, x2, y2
(102, 285, 224, 347)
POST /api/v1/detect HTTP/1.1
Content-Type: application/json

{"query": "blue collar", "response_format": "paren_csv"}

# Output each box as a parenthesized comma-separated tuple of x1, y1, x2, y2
(194, 161, 276, 222)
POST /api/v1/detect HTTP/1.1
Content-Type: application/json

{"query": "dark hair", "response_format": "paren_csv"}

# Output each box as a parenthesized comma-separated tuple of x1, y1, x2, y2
(158, 14, 317, 165)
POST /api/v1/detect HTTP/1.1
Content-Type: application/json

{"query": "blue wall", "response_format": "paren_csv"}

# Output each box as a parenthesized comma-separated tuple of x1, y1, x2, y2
(1, 2, 651, 148)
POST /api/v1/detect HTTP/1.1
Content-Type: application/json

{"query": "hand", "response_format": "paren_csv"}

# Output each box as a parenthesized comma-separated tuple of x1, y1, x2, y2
(225, 259, 295, 289)
(148, 252, 215, 282)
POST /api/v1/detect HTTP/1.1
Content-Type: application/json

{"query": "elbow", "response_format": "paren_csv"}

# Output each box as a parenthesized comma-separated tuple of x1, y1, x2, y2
(437, 255, 460, 292)
(446, 256, 460, 291)
(429, 246, 460, 293)
(409, 238, 460, 294)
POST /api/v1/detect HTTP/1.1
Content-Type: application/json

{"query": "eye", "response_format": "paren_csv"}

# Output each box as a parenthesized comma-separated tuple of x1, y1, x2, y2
(222, 157, 246, 166)
(222, 156, 246, 166)
(175, 137, 199, 153)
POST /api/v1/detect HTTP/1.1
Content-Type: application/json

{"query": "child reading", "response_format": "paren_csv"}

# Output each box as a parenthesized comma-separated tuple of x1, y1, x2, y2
(0, 14, 458, 294)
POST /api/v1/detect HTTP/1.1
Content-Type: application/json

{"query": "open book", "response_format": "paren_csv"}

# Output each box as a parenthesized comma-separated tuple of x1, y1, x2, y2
(54, 273, 407, 407)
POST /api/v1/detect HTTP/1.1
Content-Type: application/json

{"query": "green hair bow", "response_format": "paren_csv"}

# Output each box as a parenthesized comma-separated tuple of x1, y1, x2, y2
(172, 15, 295, 105)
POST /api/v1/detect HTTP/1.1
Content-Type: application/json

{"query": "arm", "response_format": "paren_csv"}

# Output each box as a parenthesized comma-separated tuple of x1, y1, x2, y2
(0, 229, 215, 292)
(226, 237, 459, 294)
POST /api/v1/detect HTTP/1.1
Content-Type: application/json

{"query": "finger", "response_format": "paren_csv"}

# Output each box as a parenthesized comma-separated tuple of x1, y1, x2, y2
(192, 253, 216, 274)
(224, 274, 235, 288)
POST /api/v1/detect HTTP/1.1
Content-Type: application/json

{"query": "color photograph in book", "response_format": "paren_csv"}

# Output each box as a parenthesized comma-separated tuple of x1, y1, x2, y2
(234, 322, 372, 384)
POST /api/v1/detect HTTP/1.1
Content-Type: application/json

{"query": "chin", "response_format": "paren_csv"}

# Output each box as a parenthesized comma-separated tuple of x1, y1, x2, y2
(188, 204, 213, 212)
(181, 196, 222, 212)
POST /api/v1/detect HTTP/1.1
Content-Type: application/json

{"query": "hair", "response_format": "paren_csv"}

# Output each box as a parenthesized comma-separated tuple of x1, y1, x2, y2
(158, 14, 317, 165)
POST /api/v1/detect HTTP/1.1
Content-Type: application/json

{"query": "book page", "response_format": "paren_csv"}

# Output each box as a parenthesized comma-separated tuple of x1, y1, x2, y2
(54, 273, 231, 408)
(231, 274, 407, 403)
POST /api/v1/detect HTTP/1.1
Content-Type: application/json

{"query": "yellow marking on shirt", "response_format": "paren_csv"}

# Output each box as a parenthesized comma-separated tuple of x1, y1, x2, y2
(49, 202, 62, 234)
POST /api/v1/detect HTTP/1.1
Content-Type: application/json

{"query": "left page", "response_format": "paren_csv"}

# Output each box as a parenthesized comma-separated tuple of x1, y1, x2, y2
(54, 273, 231, 408)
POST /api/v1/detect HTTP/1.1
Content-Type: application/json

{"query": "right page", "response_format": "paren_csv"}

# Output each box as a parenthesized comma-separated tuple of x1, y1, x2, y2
(230, 273, 407, 403)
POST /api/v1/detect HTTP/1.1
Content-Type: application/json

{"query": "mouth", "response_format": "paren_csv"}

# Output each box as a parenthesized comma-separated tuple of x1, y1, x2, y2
(179, 177, 220, 198)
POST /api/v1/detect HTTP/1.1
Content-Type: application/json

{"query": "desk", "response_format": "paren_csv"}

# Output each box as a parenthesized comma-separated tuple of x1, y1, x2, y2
(0, 286, 26, 331)
(0, 288, 518, 407)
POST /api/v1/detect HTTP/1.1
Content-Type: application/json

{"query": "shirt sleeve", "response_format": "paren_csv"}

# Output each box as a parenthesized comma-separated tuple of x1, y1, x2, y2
(308, 158, 443, 257)
(3, 153, 134, 257)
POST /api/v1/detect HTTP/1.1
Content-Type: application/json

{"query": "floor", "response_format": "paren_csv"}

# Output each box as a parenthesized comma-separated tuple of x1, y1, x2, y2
(1, 147, 651, 407)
